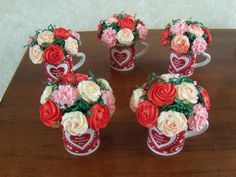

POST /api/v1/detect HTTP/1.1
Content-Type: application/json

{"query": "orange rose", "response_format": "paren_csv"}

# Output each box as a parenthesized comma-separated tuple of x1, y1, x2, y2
(188, 24, 204, 37)
(171, 35, 190, 54)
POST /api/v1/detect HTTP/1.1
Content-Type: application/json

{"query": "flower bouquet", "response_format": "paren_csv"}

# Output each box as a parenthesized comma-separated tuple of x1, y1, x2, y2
(97, 12, 149, 71)
(130, 73, 210, 156)
(27, 24, 86, 82)
(160, 19, 212, 76)
(39, 72, 115, 156)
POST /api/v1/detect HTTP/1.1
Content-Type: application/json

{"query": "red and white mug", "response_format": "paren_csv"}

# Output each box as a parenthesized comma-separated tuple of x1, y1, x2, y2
(62, 128, 100, 156)
(44, 52, 86, 83)
(110, 41, 148, 71)
(168, 49, 211, 76)
(147, 121, 209, 156)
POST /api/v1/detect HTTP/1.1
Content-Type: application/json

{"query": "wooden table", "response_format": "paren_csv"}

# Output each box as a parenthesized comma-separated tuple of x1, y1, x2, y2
(1, 30, 236, 177)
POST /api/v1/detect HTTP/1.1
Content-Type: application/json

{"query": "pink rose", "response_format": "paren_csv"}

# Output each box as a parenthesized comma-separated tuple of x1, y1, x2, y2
(188, 24, 204, 37)
(101, 90, 116, 116)
(137, 24, 148, 40)
(171, 35, 190, 54)
(188, 104, 208, 131)
(101, 27, 117, 48)
(170, 21, 188, 35)
(192, 37, 207, 55)
(52, 85, 78, 108)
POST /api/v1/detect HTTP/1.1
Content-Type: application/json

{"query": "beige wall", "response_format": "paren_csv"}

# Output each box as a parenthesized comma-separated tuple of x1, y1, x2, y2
(0, 0, 236, 101)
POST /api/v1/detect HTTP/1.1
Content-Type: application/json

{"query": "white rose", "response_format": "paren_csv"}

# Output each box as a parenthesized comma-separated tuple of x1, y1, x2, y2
(106, 16, 118, 24)
(97, 78, 113, 93)
(40, 86, 53, 104)
(78, 81, 101, 103)
(61, 111, 88, 135)
(116, 28, 134, 46)
(177, 82, 198, 104)
(37, 31, 54, 45)
(160, 73, 180, 82)
(29, 45, 44, 64)
(129, 88, 145, 112)
(65, 37, 79, 55)
(157, 111, 187, 137)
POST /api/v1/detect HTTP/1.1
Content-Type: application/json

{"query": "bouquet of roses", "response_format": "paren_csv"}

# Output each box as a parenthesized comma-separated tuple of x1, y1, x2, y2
(160, 19, 212, 55)
(27, 24, 81, 65)
(130, 73, 210, 137)
(39, 72, 115, 135)
(97, 12, 148, 47)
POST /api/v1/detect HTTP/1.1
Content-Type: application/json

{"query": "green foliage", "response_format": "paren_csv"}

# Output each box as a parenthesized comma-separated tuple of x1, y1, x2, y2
(62, 98, 92, 115)
(185, 32, 196, 43)
(145, 72, 158, 89)
(169, 75, 194, 85)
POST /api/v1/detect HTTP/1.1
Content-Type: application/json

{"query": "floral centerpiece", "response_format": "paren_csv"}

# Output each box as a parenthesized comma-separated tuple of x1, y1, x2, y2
(130, 73, 210, 156)
(39, 72, 115, 156)
(160, 19, 212, 76)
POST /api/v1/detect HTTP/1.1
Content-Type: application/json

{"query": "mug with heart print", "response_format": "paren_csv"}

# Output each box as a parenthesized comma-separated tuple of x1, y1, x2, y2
(160, 19, 212, 76)
(130, 73, 211, 156)
(27, 24, 86, 83)
(97, 12, 148, 71)
(110, 41, 148, 71)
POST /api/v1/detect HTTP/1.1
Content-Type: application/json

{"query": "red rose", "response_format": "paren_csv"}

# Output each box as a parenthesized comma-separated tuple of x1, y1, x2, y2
(203, 28, 212, 45)
(136, 100, 159, 128)
(160, 28, 170, 46)
(53, 27, 71, 39)
(43, 45, 64, 65)
(87, 104, 110, 131)
(58, 73, 88, 85)
(148, 82, 176, 106)
(97, 24, 103, 40)
(39, 100, 62, 127)
(117, 17, 135, 30)
(201, 87, 211, 111)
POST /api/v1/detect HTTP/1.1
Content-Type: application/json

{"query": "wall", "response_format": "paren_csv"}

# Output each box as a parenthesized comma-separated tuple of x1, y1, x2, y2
(0, 0, 236, 101)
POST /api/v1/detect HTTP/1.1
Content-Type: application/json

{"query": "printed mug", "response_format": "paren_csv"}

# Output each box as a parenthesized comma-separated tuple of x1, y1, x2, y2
(147, 121, 209, 156)
(168, 49, 211, 76)
(43, 52, 86, 83)
(110, 41, 148, 71)
(62, 128, 100, 156)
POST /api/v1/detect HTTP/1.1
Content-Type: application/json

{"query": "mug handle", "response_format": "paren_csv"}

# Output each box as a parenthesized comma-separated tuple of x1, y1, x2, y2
(194, 52, 211, 68)
(72, 52, 86, 71)
(135, 41, 149, 58)
(185, 120, 209, 138)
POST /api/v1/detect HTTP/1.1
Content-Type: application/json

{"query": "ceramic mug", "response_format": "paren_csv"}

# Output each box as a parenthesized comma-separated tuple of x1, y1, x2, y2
(62, 128, 100, 156)
(110, 41, 148, 71)
(168, 49, 211, 76)
(147, 121, 209, 156)
(44, 52, 86, 83)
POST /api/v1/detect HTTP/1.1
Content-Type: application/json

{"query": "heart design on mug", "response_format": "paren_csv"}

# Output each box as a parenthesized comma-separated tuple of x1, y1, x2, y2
(111, 49, 131, 67)
(170, 53, 190, 72)
(150, 127, 176, 149)
(65, 129, 94, 150)
(46, 63, 68, 80)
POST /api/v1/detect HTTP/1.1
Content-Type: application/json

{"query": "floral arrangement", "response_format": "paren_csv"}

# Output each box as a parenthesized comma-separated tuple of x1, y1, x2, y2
(26, 24, 81, 65)
(130, 73, 210, 137)
(97, 12, 148, 48)
(39, 72, 115, 135)
(160, 19, 212, 55)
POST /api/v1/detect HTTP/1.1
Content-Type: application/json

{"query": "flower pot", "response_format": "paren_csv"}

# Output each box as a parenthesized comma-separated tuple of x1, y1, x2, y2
(168, 49, 211, 76)
(147, 120, 209, 156)
(109, 41, 148, 71)
(62, 128, 100, 156)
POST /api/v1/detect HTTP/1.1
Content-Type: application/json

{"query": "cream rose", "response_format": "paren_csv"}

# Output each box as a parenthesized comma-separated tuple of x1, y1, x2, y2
(157, 111, 187, 137)
(106, 16, 118, 24)
(188, 24, 204, 37)
(97, 78, 113, 93)
(160, 73, 180, 82)
(29, 45, 44, 64)
(40, 86, 53, 104)
(37, 31, 54, 45)
(78, 81, 101, 103)
(130, 88, 145, 112)
(65, 37, 79, 55)
(117, 28, 134, 46)
(177, 82, 198, 104)
(61, 111, 88, 135)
